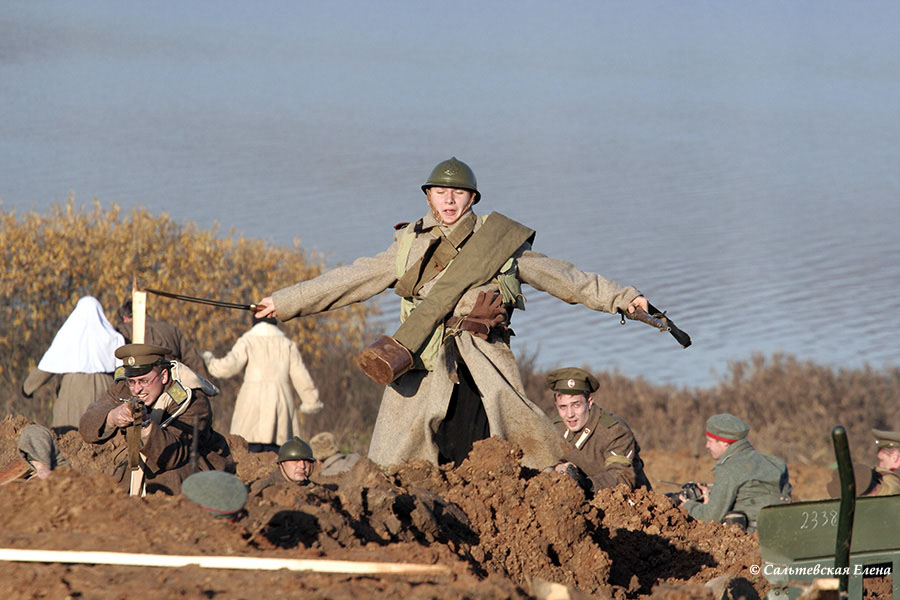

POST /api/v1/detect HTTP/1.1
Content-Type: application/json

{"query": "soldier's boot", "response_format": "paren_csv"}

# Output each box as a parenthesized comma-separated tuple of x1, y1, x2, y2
(357, 335, 413, 385)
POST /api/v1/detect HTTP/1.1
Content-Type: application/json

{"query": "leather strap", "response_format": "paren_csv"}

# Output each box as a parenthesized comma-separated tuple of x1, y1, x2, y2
(392, 212, 534, 354)
(394, 211, 477, 298)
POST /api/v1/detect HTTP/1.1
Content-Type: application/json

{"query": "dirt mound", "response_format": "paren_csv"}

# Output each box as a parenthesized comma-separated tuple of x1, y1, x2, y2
(0, 416, 884, 599)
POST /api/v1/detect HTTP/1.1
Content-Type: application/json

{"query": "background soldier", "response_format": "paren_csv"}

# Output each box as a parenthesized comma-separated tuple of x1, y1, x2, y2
(310, 431, 361, 477)
(548, 367, 650, 493)
(117, 299, 211, 379)
(251, 436, 317, 494)
(872, 428, 900, 495)
(676, 413, 791, 531)
(17, 424, 70, 480)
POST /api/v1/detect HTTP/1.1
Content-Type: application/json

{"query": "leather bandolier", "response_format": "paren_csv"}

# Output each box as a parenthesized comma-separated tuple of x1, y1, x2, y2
(357, 211, 534, 385)
(392, 211, 533, 354)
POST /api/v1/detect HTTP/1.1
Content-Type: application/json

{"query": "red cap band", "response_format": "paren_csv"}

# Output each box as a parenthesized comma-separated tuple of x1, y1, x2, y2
(706, 431, 738, 443)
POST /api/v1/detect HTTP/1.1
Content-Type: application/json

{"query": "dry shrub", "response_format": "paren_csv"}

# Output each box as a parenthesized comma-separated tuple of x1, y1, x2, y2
(0, 199, 379, 446)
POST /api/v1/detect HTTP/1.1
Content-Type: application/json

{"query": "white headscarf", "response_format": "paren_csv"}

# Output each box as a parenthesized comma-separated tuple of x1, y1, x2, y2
(37, 296, 124, 374)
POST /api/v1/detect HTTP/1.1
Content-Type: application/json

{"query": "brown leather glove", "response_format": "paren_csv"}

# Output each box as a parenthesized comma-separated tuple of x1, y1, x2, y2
(464, 291, 507, 340)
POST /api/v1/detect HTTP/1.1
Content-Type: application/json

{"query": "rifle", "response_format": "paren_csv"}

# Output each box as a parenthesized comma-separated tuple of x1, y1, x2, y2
(660, 480, 705, 502)
(125, 397, 145, 496)
(618, 301, 691, 348)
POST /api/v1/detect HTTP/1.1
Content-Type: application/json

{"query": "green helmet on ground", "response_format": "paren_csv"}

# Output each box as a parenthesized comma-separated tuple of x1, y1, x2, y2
(422, 157, 480, 204)
(278, 436, 315, 462)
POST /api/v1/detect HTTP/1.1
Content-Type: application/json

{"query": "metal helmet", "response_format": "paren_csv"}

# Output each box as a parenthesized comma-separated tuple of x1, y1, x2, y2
(421, 157, 480, 204)
(277, 436, 315, 463)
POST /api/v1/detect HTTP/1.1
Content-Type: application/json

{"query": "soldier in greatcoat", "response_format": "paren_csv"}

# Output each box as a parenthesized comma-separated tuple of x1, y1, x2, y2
(79, 343, 234, 495)
(254, 157, 658, 470)
(548, 368, 650, 493)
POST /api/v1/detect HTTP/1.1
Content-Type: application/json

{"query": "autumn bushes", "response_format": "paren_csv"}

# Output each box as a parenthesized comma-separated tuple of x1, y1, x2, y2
(0, 199, 381, 439)
(2, 201, 897, 463)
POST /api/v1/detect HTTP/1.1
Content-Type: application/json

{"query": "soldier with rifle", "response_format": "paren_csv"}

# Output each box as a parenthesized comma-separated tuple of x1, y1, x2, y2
(674, 413, 792, 532)
(79, 343, 234, 495)
(548, 367, 650, 493)
(253, 157, 688, 470)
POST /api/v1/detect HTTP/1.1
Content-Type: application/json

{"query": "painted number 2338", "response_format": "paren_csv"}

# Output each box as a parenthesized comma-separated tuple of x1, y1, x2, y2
(800, 510, 838, 530)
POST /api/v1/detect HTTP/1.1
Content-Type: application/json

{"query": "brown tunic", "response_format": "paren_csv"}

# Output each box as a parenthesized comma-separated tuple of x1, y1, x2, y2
(554, 407, 649, 492)
(250, 466, 315, 495)
(79, 376, 234, 495)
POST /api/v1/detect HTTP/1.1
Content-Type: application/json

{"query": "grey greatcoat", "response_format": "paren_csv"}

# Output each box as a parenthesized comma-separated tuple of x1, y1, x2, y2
(271, 210, 642, 470)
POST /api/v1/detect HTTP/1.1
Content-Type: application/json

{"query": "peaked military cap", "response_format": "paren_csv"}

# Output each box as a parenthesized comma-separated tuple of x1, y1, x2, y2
(182, 470, 248, 518)
(310, 432, 339, 461)
(115, 343, 173, 377)
(705, 414, 750, 443)
(873, 428, 900, 449)
(546, 367, 599, 395)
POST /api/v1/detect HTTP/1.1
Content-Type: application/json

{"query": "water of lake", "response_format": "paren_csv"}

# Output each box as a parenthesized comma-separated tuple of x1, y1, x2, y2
(2, 1, 899, 387)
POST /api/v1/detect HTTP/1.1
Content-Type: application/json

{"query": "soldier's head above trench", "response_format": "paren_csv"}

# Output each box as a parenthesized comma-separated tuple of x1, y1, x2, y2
(704, 413, 750, 460)
(277, 436, 316, 484)
(115, 343, 173, 404)
(873, 428, 900, 470)
(422, 157, 480, 226)
(547, 367, 598, 434)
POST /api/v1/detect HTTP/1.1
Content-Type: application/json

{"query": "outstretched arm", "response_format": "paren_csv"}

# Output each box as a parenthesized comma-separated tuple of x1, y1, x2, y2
(517, 248, 643, 314)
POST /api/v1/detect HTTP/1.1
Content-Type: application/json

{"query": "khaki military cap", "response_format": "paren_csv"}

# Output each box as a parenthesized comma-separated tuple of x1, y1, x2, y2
(115, 343, 172, 377)
(546, 367, 599, 395)
(873, 428, 900, 449)
(182, 470, 248, 519)
(705, 413, 750, 443)
(310, 432, 339, 461)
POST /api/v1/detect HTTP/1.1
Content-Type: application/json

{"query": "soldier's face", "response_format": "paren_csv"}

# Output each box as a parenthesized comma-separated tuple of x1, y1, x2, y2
(877, 447, 900, 470)
(427, 187, 474, 225)
(705, 435, 730, 460)
(555, 393, 593, 433)
(125, 367, 168, 405)
(280, 459, 313, 483)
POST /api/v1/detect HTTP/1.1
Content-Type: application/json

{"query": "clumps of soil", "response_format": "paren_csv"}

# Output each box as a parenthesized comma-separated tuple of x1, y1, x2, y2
(0, 415, 869, 599)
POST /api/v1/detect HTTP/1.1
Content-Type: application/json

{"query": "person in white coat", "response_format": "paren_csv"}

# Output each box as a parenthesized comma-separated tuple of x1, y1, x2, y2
(203, 315, 322, 453)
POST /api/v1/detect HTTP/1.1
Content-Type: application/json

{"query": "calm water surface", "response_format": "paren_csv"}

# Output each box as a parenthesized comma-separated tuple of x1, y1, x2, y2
(2, 1, 899, 387)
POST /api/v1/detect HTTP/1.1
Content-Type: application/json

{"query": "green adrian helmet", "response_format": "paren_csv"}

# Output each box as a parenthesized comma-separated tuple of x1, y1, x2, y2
(422, 157, 480, 204)
(277, 436, 315, 463)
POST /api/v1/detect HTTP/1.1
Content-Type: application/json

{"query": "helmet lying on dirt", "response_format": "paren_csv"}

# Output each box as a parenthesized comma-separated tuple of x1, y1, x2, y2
(278, 437, 314, 463)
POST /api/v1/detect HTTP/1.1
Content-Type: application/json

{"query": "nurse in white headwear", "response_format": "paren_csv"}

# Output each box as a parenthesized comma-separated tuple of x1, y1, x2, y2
(22, 297, 124, 429)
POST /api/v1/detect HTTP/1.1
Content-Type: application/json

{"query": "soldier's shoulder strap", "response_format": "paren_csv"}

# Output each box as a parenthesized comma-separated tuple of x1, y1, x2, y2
(595, 408, 619, 429)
